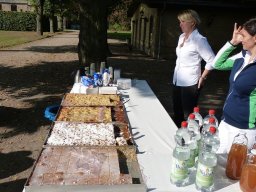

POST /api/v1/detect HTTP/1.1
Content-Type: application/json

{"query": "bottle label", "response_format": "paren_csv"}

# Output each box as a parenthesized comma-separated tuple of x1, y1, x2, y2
(187, 148, 196, 168)
(170, 157, 188, 181)
(196, 162, 214, 187)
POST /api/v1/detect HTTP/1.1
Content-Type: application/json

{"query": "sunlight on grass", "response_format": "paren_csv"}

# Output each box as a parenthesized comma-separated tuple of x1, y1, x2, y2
(107, 31, 131, 40)
(0, 30, 131, 48)
(0, 31, 52, 48)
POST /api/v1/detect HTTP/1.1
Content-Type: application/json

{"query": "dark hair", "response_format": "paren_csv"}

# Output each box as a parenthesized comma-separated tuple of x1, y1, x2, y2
(243, 18, 256, 36)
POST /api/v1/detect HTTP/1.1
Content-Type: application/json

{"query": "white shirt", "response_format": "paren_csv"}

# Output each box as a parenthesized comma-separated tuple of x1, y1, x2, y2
(173, 29, 215, 86)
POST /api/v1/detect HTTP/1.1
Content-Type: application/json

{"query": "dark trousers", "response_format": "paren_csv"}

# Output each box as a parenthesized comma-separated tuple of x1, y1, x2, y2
(172, 84, 200, 127)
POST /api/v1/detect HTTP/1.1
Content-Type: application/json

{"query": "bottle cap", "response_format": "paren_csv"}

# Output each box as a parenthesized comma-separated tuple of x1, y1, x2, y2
(189, 113, 195, 119)
(209, 126, 216, 134)
(194, 107, 200, 113)
(209, 109, 215, 115)
(209, 117, 215, 123)
(181, 121, 188, 128)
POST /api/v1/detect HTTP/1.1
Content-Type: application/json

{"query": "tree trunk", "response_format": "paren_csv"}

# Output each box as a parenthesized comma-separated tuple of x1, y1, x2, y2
(36, 0, 45, 36)
(49, 16, 54, 33)
(78, 0, 110, 71)
(49, 0, 55, 33)
(57, 16, 63, 31)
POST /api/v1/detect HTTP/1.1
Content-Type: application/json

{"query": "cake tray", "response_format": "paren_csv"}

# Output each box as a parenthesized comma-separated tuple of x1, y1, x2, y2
(24, 146, 146, 192)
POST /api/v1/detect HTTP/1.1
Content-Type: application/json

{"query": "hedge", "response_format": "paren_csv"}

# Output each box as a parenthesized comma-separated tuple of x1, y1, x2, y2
(0, 11, 36, 31)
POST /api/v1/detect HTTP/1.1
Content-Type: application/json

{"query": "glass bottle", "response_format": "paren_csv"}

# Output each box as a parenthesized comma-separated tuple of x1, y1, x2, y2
(226, 132, 248, 180)
(240, 149, 256, 192)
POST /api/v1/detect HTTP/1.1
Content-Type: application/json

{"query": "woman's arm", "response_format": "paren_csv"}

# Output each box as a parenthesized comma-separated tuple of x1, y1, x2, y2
(213, 23, 243, 70)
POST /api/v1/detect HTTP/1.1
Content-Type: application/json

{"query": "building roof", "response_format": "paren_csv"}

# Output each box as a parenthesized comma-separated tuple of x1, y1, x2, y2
(143, 0, 256, 8)
(128, 0, 256, 17)
(0, 0, 28, 4)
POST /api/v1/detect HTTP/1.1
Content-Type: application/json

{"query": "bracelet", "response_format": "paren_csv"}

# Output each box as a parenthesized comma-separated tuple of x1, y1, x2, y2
(229, 41, 237, 47)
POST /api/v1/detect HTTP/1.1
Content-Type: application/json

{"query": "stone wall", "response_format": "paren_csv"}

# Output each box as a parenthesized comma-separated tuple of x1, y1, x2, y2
(0, 1, 31, 12)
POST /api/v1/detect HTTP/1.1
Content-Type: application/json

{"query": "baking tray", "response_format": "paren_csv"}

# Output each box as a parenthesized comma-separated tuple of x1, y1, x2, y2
(61, 93, 121, 107)
(55, 105, 128, 124)
(24, 146, 146, 192)
(44, 121, 133, 147)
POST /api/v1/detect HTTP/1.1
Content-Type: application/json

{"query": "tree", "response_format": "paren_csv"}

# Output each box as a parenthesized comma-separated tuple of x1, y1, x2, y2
(36, 0, 45, 35)
(29, 0, 45, 35)
(108, 0, 133, 31)
(78, 0, 121, 70)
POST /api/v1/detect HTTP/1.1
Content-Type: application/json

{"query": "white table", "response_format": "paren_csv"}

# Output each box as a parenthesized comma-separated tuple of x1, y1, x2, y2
(70, 80, 241, 192)
(120, 80, 240, 192)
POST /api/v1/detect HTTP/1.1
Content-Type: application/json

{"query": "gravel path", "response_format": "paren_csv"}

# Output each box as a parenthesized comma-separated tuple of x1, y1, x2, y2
(0, 31, 79, 192)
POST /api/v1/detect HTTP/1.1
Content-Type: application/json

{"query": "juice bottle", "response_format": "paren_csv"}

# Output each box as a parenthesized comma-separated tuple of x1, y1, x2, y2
(226, 132, 248, 180)
(240, 149, 256, 192)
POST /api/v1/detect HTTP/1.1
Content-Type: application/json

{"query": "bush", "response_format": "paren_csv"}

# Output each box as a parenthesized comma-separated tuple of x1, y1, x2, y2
(0, 11, 36, 31)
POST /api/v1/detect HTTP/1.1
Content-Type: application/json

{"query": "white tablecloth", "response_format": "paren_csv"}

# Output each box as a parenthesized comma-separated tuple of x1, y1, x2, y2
(120, 80, 240, 192)
(70, 80, 241, 192)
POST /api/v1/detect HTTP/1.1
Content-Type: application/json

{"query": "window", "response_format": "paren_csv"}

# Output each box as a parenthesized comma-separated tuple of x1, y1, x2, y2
(11, 4, 17, 11)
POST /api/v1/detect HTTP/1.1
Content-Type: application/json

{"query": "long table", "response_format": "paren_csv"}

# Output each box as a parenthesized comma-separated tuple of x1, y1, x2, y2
(120, 80, 240, 192)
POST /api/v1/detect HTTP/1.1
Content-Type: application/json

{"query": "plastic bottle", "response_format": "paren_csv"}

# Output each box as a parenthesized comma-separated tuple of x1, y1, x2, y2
(195, 151, 217, 192)
(103, 69, 109, 86)
(175, 121, 196, 169)
(108, 66, 113, 83)
(201, 117, 218, 136)
(90, 63, 96, 76)
(175, 121, 190, 144)
(200, 126, 220, 154)
(240, 149, 256, 192)
(203, 109, 219, 128)
(74, 69, 80, 83)
(100, 61, 106, 74)
(187, 113, 201, 157)
(191, 106, 203, 128)
(170, 137, 190, 187)
(226, 132, 248, 180)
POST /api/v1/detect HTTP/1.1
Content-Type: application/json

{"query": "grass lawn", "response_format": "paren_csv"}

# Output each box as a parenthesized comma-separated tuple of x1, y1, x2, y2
(0, 31, 53, 48)
(0, 30, 131, 48)
(107, 31, 131, 40)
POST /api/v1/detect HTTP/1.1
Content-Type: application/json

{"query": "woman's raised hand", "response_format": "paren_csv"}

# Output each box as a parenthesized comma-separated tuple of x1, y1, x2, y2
(230, 23, 243, 46)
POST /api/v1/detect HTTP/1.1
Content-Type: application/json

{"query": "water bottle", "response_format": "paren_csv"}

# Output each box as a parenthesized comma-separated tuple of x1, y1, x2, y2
(175, 121, 190, 145)
(191, 106, 203, 128)
(195, 151, 217, 192)
(170, 137, 190, 187)
(187, 113, 201, 157)
(113, 69, 121, 84)
(100, 61, 106, 74)
(203, 109, 219, 128)
(108, 66, 113, 83)
(226, 132, 248, 180)
(90, 63, 96, 76)
(103, 69, 109, 86)
(201, 117, 218, 136)
(200, 126, 220, 154)
(74, 69, 80, 83)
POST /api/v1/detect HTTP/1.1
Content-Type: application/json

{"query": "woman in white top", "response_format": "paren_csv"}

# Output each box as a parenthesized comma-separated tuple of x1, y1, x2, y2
(172, 9, 215, 127)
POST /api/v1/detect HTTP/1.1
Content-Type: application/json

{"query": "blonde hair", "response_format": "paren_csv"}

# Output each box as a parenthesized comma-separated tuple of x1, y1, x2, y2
(178, 9, 201, 26)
